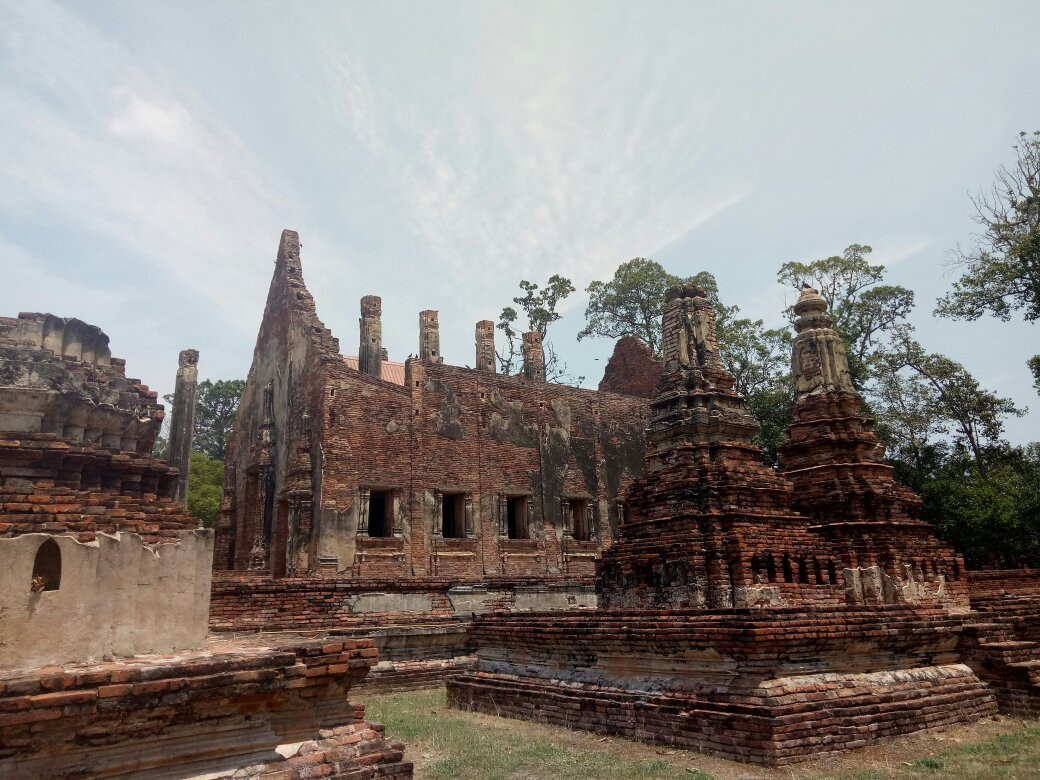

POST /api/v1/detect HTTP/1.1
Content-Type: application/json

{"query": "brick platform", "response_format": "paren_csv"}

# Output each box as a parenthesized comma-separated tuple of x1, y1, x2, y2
(0, 637, 412, 779)
(448, 606, 995, 765)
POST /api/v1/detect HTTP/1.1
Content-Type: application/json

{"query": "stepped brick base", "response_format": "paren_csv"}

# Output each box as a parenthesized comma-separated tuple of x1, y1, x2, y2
(0, 638, 412, 779)
(963, 593, 1040, 715)
(446, 605, 997, 766)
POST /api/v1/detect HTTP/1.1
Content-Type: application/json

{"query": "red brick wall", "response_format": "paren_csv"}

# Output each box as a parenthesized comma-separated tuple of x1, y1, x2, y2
(313, 358, 647, 583)
(222, 229, 648, 585)
(597, 335, 661, 398)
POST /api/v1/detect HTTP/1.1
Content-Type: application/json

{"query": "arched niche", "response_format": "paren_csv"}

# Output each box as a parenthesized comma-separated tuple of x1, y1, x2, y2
(31, 538, 61, 592)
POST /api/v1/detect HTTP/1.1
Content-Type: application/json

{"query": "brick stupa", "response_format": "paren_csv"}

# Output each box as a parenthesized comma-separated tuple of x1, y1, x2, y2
(598, 284, 839, 610)
(779, 284, 968, 606)
(0, 313, 411, 779)
(447, 284, 995, 766)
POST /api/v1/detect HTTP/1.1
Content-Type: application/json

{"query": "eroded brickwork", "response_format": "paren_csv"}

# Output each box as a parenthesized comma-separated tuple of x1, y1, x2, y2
(779, 286, 968, 609)
(0, 308, 412, 778)
(597, 335, 661, 398)
(219, 230, 647, 589)
(0, 637, 412, 779)
(446, 282, 1002, 766)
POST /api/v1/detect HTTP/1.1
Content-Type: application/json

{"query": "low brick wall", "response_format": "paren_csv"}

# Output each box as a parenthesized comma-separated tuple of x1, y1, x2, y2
(969, 568, 1040, 600)
(0, 638, 412, 778)
(209, 573, 596, 632)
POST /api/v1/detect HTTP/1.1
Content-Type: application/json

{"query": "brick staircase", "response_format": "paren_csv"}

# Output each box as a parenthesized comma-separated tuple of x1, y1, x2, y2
(963, 596, 1040, 714)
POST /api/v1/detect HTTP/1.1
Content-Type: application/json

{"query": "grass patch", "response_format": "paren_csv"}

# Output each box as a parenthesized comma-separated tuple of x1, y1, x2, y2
(365, 688, 1040, 780)
(365, 688, 708, 779)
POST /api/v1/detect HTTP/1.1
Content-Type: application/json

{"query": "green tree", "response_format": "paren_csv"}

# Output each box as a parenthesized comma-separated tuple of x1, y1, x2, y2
(918, 444, 1040, 568)
(579, 259, 695, 355)
(871, 327, 1026, 477)
(936, 132, 1040, 392)
(193, 379, 246, 460)
(777, 244, 914, 389)
(497, 275, 582, 384)
(187, 451, 224, 527)
(937, 132, 1040, 323)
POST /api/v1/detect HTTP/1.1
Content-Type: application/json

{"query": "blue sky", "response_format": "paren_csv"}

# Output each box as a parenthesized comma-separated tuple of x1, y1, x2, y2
(1, 1, 1039, 443)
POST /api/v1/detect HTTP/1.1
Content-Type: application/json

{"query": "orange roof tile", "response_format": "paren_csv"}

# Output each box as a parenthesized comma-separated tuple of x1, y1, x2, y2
(342, 355, 406, 385)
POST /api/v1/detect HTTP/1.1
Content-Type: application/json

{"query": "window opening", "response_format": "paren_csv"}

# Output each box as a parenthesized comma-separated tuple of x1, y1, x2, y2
(368, 490, 393, 537)
(506, 496, 528, 539)
(441, 492, 465, 538)
(570, 499, 591, 541)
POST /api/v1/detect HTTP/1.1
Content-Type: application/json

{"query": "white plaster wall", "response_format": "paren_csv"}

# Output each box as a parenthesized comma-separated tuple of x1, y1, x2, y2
(0, 530, 214, 669)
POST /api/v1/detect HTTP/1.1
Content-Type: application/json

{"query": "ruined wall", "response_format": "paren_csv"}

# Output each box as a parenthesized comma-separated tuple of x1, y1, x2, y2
(0, 531, 212, 668)
(0, 313, 163, 453)
(0, 638, 412, 778)
(597, 335, 662, 398)
(313, 357, 647, 582)
(0, 313, 213, 669)
(223, 229, 647, 586)
(209, 573, 597, 632)
(219, 229, 340, 576)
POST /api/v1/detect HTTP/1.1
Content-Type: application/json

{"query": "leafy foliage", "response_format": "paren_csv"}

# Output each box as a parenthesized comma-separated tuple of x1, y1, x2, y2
(936, 131, 1040, 324)
(871, 327, 1025, 476)
(908, 444, 1040, 568)
(578, 258, 702, 355)
(193, 379, 246, 460)
(497, 275, 582, 384)
(187, 451, 224, 527)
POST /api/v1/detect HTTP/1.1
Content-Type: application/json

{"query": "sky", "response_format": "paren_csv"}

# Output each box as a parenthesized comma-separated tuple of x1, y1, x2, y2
(1, 1, 1039, 443)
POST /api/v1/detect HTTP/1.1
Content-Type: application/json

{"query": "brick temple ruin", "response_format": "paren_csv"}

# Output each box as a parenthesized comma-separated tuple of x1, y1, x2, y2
(209, 229, 649, 686)
(446, 283, 1040, 765)
(0, 313, 411, 778)
(6, 229, 1040, 774)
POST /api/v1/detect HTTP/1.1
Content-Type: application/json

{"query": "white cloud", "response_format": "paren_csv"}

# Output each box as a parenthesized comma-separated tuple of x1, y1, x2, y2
(313, 18, 751, 343)
(873, 238, 931, 268)
(108, 89, 195, 148)
(0, 1, 291, 335)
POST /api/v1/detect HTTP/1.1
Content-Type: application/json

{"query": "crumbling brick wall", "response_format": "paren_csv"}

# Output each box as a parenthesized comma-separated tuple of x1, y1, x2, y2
(221, 229, 647, 585)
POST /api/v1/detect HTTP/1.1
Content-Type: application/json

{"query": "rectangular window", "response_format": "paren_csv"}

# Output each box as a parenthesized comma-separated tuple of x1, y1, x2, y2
(368, 489, 393, 537)
(506, 496, 528, 539)
(441, 492, 465, 538)
(570, 499, 591, 541)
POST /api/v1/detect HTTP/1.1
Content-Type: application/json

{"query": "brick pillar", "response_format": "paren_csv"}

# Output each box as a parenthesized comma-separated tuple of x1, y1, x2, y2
(419, 310, 442, 362)
(522, 331, 545, 381)
(166, 348, 199, 506)
(359, 295, 382, 378)
(475, 320, 496, 372)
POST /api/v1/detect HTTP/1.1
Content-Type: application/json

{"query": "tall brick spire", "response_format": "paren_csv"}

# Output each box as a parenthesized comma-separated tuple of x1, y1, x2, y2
(598, 284, 815, 610)
(780, 284, 920, 523)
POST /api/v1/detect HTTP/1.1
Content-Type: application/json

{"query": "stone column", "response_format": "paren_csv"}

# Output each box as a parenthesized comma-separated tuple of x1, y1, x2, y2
(167, 349, 199, 506)
(475, 320, 496, 372)
(522, 331, 545, 381)
(419, 310, 442, 362)
(359, 295, 382, 378)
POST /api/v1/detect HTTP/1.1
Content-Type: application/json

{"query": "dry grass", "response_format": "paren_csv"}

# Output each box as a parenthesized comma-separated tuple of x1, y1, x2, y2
(363, 687, 1040, 780)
